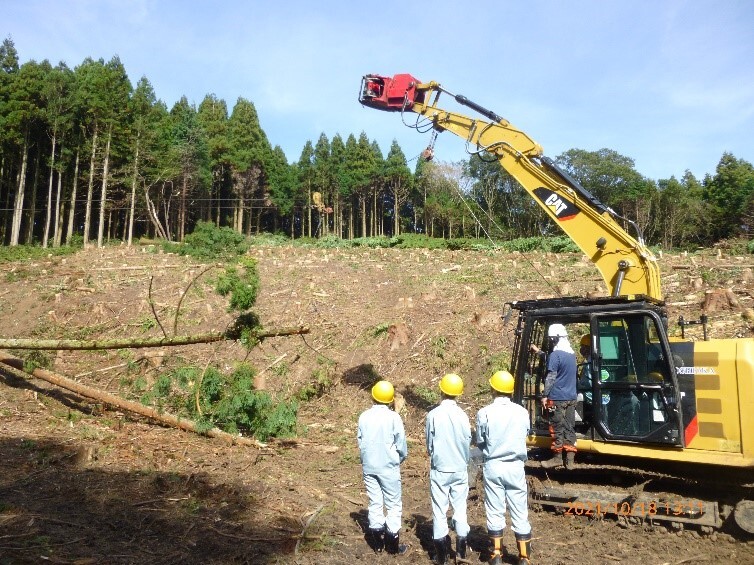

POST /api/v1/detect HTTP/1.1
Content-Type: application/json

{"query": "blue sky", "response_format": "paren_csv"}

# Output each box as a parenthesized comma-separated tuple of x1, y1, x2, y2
(4, 0, 754, 182)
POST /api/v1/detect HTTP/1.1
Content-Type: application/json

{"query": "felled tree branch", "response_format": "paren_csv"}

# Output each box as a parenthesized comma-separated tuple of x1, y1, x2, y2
(0, 325, 309, 350)
(0, 352, 266, 448)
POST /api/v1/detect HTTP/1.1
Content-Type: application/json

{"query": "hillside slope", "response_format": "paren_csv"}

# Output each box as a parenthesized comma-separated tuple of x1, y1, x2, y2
(1, 244, 753, 564)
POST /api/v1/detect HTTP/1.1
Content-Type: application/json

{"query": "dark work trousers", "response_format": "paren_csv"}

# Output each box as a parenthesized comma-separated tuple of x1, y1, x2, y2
(549, 399, 577, 451)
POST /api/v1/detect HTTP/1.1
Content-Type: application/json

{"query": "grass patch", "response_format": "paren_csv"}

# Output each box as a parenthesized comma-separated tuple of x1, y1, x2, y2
(0, 243, 81, 265)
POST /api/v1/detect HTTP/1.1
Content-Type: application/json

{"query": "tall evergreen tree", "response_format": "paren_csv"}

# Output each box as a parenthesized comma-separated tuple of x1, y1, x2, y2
(126, 76, 165, 244)
(266, 145, 295, 235)
(197, 94, 230, 226)
(40, 62, 74, 247)
(383, 140, 411, 236)
(330, 134, 346, 237)
(703, 153, 754, 240)
(297, 140, 315, 237)
(5, 60, 47, 245)
(95, 56, 132, 247)
(344, 132, 377, 238)
(228, 97, 271, 235)
(169, 96, 208, 241)
(654, 172, 707, 248)
(0, 36, 20, 243)
(312, 133, 332, 236)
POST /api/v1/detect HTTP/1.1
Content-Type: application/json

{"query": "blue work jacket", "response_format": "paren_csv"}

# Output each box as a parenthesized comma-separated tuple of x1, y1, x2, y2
(357, 404, 407, 475)
(475, 396, 530, 463)
(425, 399, 471, 472)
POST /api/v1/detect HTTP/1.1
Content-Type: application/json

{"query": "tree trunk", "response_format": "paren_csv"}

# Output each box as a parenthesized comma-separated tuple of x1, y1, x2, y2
(360, 195, 366, 237)
(236, 194, 244, 233)
(25, 150, 41, 244)
(54, 196, 65, 248)
(53, 162, 64, 247)
(43, 132, 57, 248)
(144, 184, 169, 240)
(394, 191, 401, 237)
(10, 130, 29, 246)
(127, 134, 140, 246)
(97, 125, 112, 248)
(84, 125, 99, 247)
(0, 325, 310, 351)
(66, 150, 80, 245)
(179, 173, 187, 241)
(307, 182, 312, 237)
(0, 353, 266, 448)
(349, 201, 354, 239)
(0, 154, 6, 243)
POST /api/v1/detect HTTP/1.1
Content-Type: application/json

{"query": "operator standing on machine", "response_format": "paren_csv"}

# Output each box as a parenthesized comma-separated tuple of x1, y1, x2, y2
(532, 323, 578, 469)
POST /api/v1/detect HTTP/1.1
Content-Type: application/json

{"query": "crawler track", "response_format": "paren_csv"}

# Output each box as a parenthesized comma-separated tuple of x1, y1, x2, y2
(524, 450, 754, 536)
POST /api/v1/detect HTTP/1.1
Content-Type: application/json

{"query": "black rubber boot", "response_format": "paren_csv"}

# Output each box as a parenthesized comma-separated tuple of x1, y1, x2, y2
(515, 531, 532, 565)
(456, 536, 467, 560)
(488, 529, 504, 565)
(366, 526, 385, 553)
(565, 450, 576, 470)
(541, 451, 562, 468)
(385, 530, 408, 555)
(433, 535, 449, 564)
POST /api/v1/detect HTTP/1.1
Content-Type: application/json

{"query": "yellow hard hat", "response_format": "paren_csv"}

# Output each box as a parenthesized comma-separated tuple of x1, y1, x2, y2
(489, 370, 514, 394)
(580, 334, 591, 347)
(439, 373, 464, 396)
(371, 380, 395, 404)
(648, 371, 664, 382)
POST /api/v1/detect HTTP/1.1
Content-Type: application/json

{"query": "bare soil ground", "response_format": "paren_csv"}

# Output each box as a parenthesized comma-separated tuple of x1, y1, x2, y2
(2, 243, 754, 565)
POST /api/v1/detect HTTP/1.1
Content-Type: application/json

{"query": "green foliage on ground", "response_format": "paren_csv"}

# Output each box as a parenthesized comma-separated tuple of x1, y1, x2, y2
(139, 362, 298, 441)
(295, 357, 336, 401)
(413, 385, 440, 406)
(248, 233, 291, 246)
(215, 257, 259, 312)
(184, 228, 583, 255)
(164, 221, 250, 260)
(20, 350, 53, 373)
(246, 232, 579, 254)
(388, 234, 450, 250)
(0, 243, 81, 265)
(445, 237, 496, 251)
(500, 235, 579, 253)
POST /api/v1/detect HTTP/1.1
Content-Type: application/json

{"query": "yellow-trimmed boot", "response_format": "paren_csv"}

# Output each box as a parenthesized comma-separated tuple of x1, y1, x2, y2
(488, 529, 504, 565)
(515, 531, 532, 565)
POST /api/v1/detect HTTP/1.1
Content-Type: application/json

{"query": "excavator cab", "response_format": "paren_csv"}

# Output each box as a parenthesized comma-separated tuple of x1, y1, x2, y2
(509, 296, 683, 450)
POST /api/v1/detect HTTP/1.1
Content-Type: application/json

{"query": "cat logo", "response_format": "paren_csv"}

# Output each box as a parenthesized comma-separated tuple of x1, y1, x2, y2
(533, 187, 579, 221)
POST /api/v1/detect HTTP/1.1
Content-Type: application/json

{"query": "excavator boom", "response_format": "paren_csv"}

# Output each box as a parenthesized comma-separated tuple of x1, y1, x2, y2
(360, 74, 754, 536)
(359, 73, 662, 299)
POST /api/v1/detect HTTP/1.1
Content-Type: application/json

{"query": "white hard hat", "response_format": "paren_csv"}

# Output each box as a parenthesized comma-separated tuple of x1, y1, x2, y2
(547, 323, 568, 338)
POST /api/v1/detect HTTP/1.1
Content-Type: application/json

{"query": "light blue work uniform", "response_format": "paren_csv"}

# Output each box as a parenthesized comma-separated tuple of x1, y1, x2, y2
(475, 396, 532, 536)
(357, 404, 408, 534)
(425, 398, 471, 539)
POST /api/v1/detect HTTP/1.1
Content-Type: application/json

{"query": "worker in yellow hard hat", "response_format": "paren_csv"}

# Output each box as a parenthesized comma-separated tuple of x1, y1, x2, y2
(425, 373, 471, 564)
(357, 380, 408, 555)
(475, 371, 532, 565)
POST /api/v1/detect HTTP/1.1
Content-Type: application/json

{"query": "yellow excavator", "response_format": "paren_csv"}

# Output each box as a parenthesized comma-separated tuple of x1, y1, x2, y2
(359, 74, 754, 534)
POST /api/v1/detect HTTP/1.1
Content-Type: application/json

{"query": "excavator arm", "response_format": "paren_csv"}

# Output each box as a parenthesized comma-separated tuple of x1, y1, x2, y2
(359, 74, 662, 299)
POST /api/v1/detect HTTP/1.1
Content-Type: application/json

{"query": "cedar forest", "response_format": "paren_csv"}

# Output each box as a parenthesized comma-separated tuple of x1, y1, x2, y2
(1, 37, 754, 251)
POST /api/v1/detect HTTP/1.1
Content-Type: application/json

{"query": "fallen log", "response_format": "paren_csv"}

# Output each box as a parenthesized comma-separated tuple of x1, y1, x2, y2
(0, 352, 266, 448)
(0, 325, 309, 351)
